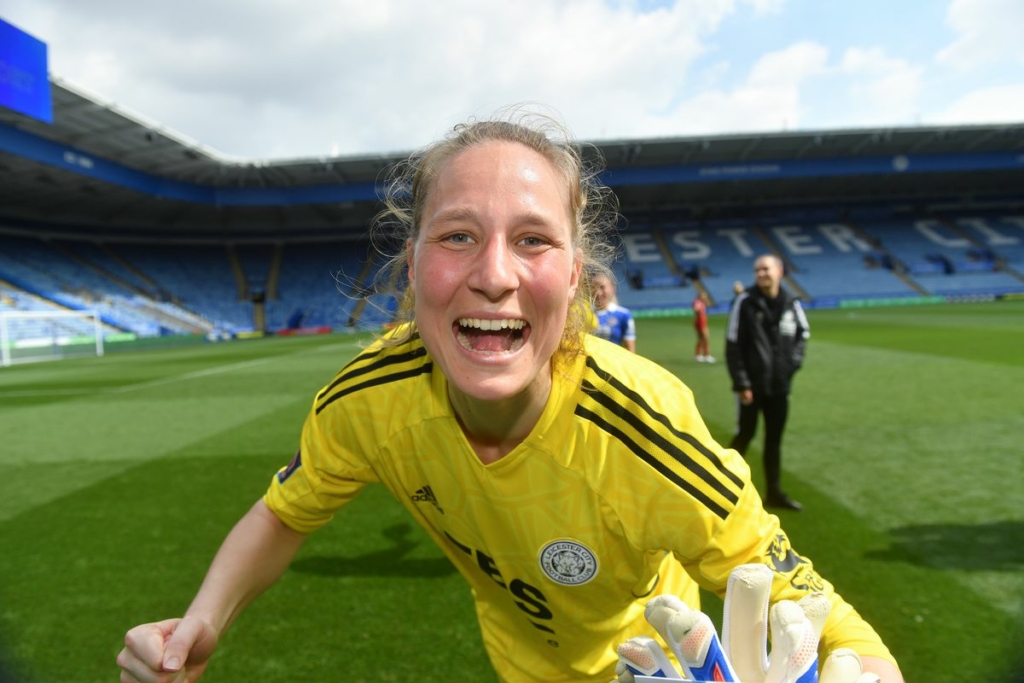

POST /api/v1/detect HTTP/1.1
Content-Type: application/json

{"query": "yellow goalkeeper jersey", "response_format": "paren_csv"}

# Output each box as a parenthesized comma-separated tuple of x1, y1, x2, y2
(264, 332, 894, 682)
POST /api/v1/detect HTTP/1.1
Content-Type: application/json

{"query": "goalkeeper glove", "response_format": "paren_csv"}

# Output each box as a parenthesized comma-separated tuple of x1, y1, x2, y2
(614, 563, 881, 683)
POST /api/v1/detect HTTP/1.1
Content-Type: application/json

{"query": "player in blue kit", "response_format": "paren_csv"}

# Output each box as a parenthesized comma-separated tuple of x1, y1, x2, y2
(591, 272, 636, 352)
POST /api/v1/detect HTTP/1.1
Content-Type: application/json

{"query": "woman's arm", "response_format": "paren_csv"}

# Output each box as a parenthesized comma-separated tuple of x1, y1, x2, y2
(860, 655, 904, 683)
(118, 499, 308, 682)
(184, 499, 308, 633)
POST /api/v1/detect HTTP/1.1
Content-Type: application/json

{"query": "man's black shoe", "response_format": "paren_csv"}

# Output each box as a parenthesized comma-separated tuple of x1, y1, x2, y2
(765, 493, 803, 511)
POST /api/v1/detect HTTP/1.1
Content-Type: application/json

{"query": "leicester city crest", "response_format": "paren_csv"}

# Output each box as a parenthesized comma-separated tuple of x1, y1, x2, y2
(538, 539, 598, 586)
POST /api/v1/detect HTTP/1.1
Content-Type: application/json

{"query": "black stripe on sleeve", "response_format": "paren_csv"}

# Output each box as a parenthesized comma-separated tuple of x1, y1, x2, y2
(316, 345, 428, 411)
(316, 362, 433, 415)
(575, 404, 730, 520)
(581, 378, 743, 502)
(586, 357, 745, 489)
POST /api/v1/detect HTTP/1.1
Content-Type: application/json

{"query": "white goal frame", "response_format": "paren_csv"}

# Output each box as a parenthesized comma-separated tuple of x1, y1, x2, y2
(0, 310, 104, 366)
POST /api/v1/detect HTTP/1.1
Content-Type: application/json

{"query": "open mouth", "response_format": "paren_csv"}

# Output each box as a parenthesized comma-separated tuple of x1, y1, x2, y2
(455, 317, 528, 353)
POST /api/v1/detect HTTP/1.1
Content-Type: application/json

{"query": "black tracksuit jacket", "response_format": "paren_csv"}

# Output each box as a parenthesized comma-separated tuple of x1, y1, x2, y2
(725, 285, 810, 397)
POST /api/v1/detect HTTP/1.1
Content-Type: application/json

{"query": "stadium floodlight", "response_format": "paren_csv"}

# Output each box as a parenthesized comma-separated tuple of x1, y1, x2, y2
(0, 310, 104, 366)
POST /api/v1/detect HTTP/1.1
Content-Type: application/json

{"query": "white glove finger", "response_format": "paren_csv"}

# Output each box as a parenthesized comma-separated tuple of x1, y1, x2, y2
(722, 562, 773, 682)
(614, 654, 635, 683)
(795, 591, 831, 642)
(645, 594, 738, 681)
(820, 648, 881, 683)
(643, 594, 690, 635)
(667, 609, 739, 682)
(617, 636, 683, 680)
(765, 600, 821, 683)
(643, 594, 699, 671)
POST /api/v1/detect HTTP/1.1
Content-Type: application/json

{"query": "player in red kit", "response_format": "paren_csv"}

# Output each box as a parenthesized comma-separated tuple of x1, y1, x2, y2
(692, 291, 714, 363)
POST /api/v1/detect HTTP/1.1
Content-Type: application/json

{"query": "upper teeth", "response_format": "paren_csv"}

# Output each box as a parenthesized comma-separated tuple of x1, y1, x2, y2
(459, 318, 525, 331)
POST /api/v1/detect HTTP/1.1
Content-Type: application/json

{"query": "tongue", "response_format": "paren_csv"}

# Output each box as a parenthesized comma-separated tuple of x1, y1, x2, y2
(463, 328, 514, 352)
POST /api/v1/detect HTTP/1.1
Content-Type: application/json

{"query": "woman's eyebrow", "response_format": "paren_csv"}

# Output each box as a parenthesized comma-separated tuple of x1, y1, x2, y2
(430, 206, 477, 224)
(429, 206, 558, 228)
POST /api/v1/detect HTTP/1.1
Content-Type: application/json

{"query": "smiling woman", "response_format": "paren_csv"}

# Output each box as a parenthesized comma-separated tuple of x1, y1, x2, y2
(372, 112, 618, 365)
(409, 139, 583, 410)
(117, 109, 904, 683)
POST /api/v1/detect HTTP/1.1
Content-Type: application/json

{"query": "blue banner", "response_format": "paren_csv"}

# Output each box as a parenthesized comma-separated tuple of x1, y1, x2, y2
(0, 17, 53, 124)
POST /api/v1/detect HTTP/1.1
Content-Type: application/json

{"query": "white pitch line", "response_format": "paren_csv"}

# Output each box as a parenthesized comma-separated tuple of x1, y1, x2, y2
(0, 357, 273, 398)
(2, 387, 97, 397)
(107, 356, 274, 393)
(2, 339, 364, 399)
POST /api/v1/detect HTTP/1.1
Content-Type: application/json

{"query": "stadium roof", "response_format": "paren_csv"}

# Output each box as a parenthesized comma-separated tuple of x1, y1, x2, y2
(1, 78, 1023, 242)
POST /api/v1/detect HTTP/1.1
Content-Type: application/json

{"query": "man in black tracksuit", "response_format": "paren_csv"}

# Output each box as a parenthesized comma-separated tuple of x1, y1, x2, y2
(725, 254, 810, 511)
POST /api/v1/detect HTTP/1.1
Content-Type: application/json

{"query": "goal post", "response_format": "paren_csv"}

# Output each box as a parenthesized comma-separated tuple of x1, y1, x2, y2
(0, 310, 104, 366)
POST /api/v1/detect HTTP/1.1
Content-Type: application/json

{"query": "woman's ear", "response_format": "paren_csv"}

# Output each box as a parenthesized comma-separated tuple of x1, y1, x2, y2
(568, 250, 583, 298)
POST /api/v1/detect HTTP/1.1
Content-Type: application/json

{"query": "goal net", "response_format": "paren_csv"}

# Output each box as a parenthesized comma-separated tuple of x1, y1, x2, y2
(0, 310, 105, 366)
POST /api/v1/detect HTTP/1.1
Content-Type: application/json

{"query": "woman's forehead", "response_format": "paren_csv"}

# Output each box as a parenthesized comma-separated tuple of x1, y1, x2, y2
(440, 140, 558, 180)
(425, 141, 573, 220)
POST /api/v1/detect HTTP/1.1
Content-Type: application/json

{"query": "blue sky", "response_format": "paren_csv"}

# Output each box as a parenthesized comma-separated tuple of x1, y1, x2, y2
(2, 0, 1022, 160)
(699, 0, 1018, 127)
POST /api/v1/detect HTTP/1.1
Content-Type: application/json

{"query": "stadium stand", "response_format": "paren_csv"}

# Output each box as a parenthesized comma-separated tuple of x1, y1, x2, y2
(855, 215, 1024, 296)
(607, 210, 1024, 313)
(107, 243, 251, 333)
(266, 240, 371, 331)
(955, 215, 1024, 268)
(1, 78, 1022, 348)
(1, 210, 1023, 343)
(0, 234, 177, 335)
(0, 283, 102, 340)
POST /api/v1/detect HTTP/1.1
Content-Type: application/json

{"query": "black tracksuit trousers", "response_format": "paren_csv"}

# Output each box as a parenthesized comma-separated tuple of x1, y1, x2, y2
(728, 391, 790, 496)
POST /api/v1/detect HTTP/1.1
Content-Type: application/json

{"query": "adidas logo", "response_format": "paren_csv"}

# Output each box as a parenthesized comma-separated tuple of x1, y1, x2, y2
(410, 485, 443, 514)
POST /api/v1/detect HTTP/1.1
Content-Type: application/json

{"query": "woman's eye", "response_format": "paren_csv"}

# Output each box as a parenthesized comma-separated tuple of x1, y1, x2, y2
(446, 233, 472, 244)
(520, 236, 548, 247)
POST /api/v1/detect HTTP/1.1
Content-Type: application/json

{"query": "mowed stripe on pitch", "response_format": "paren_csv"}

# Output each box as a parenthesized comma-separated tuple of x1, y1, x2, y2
(0, 338, 359, 521)
(776, 339, 1023, 616)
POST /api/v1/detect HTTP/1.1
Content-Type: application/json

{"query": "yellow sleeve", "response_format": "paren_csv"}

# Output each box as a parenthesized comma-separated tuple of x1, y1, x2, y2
(616, 369, 900, 667)
(695, 481, 896, 664)
(263, 399, 378, 534)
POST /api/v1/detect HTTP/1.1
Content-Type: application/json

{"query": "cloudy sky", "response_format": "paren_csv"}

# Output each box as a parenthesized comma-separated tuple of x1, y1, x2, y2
(3, 0, 1023, 161)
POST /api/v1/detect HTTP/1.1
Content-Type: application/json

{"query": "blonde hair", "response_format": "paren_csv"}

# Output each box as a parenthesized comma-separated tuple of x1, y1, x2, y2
(370, 107, 618, 362)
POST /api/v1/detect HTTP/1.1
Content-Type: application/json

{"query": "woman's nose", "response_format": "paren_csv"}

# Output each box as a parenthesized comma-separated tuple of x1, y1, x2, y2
(469, 238, 518, 299)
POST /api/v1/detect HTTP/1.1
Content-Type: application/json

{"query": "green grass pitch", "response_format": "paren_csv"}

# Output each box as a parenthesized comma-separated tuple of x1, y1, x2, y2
(0, 301, 1021, 682)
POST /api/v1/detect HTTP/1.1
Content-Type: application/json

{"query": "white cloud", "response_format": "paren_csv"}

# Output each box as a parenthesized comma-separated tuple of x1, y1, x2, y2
(747, 41, 828, 87)
(656, 43, 927, 134)
(837, 47, 924, 126)
(927, 85, 1024, 125)
(645, 41, 829, 135)
(3, 0, 1022, 159)
(936, 0, 1024, 69)
(5, 0, 747, 157)
(740, 0, 786, 16)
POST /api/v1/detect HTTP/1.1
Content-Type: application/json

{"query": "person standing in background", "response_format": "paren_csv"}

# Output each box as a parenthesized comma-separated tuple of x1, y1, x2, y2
(691, 290, 714, 363)
(725, 254, 810, 511)
(730, 280, 745, 306)
(591, 272, 636, 352)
